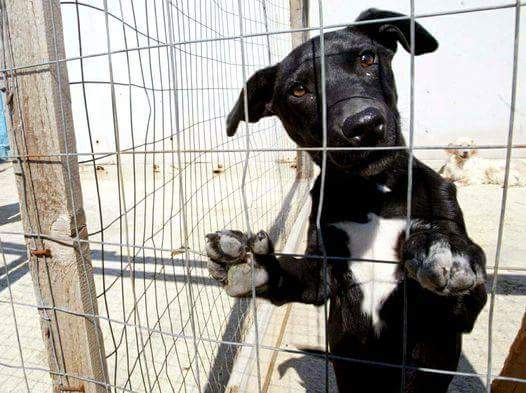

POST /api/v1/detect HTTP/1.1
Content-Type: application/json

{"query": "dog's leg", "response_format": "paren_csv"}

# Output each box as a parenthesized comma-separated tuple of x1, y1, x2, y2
(400, 175, 489, 332)
(403, 227, 487, 332)
(205, 229, 331, 305)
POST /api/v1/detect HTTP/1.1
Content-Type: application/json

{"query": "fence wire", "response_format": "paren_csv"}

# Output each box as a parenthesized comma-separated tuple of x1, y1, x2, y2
(0, 1, 524, 393)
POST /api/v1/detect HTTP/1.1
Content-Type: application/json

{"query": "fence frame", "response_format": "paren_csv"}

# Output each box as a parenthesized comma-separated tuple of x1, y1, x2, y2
(0, 0, 525, 392)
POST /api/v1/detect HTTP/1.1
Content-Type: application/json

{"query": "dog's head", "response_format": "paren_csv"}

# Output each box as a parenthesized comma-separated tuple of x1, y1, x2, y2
(447, 137, 477, 161)
(226, 9, 438, 174)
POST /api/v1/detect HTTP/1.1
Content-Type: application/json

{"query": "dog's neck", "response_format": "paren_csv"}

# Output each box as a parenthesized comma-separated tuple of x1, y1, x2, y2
(356, 152, 403, 178)
(314, 150, 410, 191)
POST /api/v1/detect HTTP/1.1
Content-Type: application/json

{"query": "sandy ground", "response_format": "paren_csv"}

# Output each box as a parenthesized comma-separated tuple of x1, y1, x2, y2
(0, 159, 525, 393)
(0, 157, 298, 393)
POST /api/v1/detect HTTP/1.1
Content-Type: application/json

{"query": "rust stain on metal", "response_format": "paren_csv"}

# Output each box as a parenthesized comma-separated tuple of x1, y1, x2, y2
(31, 248, 51, 257)
(58, 385, 85, 392)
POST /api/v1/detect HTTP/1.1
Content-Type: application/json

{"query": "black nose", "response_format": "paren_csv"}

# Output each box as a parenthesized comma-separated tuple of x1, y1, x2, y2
(341, 107, 386, 144)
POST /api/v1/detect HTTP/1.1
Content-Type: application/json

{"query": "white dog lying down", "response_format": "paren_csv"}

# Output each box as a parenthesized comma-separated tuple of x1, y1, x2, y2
(439, 137, 525, 186)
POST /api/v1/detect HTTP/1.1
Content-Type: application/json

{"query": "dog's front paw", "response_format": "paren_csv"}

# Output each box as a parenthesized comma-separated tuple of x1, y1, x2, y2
(205, 230, 271, 297)
(404, 234, 484, 295)
(205, 230, 249, 265)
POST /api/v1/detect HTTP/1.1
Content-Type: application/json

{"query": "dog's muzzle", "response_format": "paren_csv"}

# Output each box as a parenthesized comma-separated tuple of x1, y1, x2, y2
(341, 107, 386, 146)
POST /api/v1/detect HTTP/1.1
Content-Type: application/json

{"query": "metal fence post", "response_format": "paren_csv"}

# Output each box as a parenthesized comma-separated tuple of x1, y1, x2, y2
(2, 1, 109, 392)
(289, 0, 313, 179)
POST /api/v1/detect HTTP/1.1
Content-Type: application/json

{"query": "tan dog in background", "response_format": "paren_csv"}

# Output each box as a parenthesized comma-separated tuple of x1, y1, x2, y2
(439, 137, 525, 186)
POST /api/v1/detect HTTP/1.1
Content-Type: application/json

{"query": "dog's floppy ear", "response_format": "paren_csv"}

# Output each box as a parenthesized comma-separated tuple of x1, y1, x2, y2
(226, 64, 278, 136)
(356, 8, 438, 55)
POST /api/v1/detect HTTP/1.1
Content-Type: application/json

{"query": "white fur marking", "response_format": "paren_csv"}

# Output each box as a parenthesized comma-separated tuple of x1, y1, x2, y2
(333, 214, 405, 335)
(376, 184, 392, 193)
(454, 254, 470, 269)
(427, 241, 452, 268)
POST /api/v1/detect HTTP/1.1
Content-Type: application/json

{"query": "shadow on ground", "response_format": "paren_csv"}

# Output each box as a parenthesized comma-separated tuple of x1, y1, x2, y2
(275, 352, 485, 393)
(0, 202, 20, 226)
(277, 354, 338, 392)
(449, 353, 486, 392)
(0, 241, 220, 291)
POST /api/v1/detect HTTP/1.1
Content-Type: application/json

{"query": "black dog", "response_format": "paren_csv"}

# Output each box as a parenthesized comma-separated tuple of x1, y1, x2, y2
(205, 9, 487, 393)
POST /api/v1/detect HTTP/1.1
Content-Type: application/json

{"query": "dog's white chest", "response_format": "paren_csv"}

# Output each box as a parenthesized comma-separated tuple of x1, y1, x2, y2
(333, 214, 406, 334)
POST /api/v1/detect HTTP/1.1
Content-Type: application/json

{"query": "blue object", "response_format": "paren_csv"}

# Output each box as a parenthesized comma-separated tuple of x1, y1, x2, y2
(0, 95, 9, 160)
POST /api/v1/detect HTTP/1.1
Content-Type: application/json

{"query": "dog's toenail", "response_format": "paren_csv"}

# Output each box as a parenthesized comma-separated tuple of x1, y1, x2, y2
(206, 233, 218, 241)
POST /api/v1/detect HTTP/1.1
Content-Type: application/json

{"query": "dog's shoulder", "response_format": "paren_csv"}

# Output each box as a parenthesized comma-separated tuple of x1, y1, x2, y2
(408, 158, 457, 192)
(409, 159, 462, 218)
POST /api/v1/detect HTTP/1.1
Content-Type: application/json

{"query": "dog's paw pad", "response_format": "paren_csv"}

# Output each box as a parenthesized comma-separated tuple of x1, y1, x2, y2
(205, 230, 248, 263)
(205, 229, 271, 297)
(225, 262, 269, 297)
(447, 258, 476, 294)
(249, 230, 271, 255)
(416, 262, 448, 292)
(406, 241, 479, 296)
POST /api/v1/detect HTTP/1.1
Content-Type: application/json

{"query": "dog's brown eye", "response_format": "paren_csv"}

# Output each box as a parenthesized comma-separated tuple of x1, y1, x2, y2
(291, 84, 306, 98)
(359, 51, 375, 67)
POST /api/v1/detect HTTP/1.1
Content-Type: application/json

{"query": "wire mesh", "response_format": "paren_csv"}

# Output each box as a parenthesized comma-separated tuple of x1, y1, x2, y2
(0, 0, 524, 393)
(0, 1, 298, 392)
